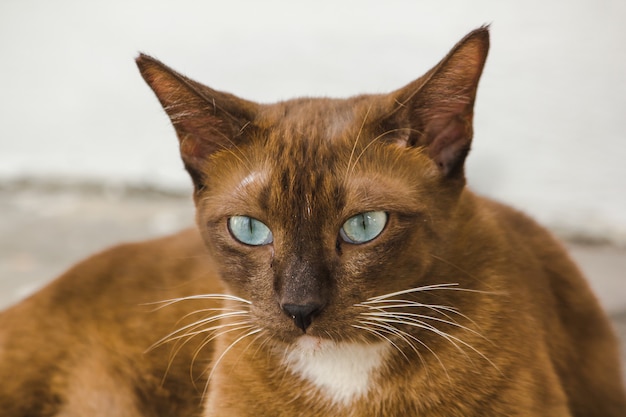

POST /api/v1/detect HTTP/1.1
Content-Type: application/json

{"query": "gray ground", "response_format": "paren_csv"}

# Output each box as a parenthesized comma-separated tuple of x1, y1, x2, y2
(1, 184, 625, 380)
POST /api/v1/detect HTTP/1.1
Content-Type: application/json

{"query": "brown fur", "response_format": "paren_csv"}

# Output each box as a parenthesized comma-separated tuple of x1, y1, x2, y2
(1, 27, 624, 416)
(0, 230, 219, 416)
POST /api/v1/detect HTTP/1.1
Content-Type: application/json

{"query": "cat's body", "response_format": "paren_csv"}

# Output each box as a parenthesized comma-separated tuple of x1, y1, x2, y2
(0, 27, 624, 416)
(0, 229, 221, 416)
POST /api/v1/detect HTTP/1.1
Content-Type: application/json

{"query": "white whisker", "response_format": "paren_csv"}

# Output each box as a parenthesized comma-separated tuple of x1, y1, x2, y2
(147, 311, 250, 352)
(367, 316, 465, 354)
(144, 292, 255, 388)
(365, 315, 498, 373)
(191, 324, 256, 385)
(361, 311, 486, 341)
(353, 323, 410, 362)
(202, 327, 263, 399)
(144, 293, 252, 310)
(358, 300, 462, 322)
(177, 307, 247, 321)
(157, 320, 253, 386)
(364, 283, 490, 303)
(345, 104, 372, 181)
(165, 319, 253, 348)
(349, 128, 410, 177)
(357, 320, 449, 380)
(351, 280, 503, 381)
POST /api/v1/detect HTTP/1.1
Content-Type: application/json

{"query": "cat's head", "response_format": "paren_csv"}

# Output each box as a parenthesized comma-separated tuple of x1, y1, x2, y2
(137, 28, 489, 345)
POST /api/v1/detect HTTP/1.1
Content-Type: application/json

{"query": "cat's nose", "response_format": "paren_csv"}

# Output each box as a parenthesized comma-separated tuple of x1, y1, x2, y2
(281, 303, 321, 333)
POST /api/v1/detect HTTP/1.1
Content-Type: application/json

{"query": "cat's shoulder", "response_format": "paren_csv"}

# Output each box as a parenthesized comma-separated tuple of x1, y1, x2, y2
(0, 227, 217, 417)
(462, 190, 578, 268)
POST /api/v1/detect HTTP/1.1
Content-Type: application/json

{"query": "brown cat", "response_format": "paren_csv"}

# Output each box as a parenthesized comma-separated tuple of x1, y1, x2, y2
(0, 27, 624, 416)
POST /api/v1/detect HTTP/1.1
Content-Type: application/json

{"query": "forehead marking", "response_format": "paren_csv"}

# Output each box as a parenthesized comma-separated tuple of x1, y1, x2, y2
(237, 171, 262, 192)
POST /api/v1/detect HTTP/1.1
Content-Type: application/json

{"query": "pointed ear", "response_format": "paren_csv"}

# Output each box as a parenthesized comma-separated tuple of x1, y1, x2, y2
(135, 54, 258, 189)
(393, 27, 489, 179)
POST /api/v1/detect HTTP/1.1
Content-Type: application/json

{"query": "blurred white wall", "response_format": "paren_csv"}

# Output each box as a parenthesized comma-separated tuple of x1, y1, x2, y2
(1, 0, 625, 244)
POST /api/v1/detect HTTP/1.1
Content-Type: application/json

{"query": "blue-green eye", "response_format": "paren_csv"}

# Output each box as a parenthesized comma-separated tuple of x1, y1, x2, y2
(340, 211, 387, 244)
(228, 216, 273, 246)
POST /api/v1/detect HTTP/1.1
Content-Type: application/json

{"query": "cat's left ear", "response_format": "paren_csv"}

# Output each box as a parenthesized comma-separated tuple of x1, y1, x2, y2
(392, 27, 489, 180)
(136, 54, 258, 190)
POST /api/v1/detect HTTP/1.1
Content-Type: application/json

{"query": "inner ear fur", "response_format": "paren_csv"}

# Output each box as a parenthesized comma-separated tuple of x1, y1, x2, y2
(391, 27, 490, 179)
(135, 54, 258, 189)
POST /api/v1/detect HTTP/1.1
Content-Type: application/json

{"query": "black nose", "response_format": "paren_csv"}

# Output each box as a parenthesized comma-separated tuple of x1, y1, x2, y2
(281, 303, 321, 333)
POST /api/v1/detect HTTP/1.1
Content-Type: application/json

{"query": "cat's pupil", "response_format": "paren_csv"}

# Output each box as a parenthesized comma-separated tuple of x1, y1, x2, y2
(228, 216, 273, 246)
(340, 211, 387, 244)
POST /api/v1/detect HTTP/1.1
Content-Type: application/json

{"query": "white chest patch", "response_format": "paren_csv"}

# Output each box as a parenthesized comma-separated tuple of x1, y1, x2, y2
(282, 336, 390, 406)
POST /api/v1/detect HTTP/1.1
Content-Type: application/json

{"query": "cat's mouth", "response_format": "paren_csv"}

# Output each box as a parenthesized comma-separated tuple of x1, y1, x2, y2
(264, 317, 336, 343)
(257, 306, 378, 347)
(282, 335, 390, 368)
(246, 305, 332, 344)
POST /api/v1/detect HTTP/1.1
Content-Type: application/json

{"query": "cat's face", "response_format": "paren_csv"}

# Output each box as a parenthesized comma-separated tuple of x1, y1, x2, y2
(194, 96, 446, 344)
(137, 27, 489, 347)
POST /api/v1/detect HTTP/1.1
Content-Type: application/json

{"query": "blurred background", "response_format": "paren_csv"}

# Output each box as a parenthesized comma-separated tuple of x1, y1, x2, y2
(0, 0, 625, 369)
(1, 0, 625, 244)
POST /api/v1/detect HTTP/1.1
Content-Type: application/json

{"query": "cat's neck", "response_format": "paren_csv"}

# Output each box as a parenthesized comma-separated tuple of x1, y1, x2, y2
(204, 332, 403, 416)
(280, 336, 391, 406)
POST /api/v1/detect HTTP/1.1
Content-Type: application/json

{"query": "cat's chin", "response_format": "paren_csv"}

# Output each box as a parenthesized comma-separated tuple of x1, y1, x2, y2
(267, 329, 337, 348)
(265, 334, 341, 363)
(278, 333, 387, 358)
(267, 326, 368, 348)
(290, 335, 331, 354)
(259, 317, 383, 348)
(278, 335, 392, 406)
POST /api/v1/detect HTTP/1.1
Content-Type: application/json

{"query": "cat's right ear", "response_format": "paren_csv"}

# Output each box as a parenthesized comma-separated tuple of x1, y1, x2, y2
(136, 54, 258, 190)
